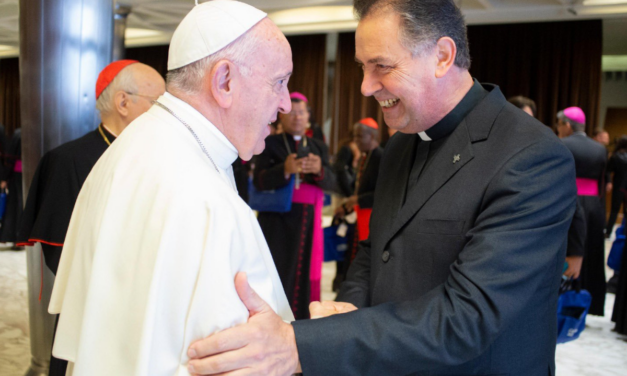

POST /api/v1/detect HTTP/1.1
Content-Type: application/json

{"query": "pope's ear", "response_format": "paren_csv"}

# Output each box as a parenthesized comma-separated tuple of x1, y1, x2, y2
(210, 60, 234, 109)
(434, 37, 457, 79)
(114, 91, 131, 117)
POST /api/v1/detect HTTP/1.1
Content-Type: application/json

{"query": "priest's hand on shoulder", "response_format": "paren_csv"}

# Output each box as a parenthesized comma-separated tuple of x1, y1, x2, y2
(301, 153, 321, 175)
(187, 272, 301, 376)
(310, 301, 358, 319)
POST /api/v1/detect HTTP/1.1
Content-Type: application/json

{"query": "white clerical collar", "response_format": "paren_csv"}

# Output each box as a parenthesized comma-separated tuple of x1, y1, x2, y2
(417, 132, 432, 141)
(158, 92, 238, 170)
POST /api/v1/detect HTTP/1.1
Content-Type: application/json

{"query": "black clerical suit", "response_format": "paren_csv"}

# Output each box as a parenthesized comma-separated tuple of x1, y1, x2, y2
(292, 82, 576, 376)
(254, 133, 335, 319)
(562, 132, 607, 316)
(17, 125, 115, 376)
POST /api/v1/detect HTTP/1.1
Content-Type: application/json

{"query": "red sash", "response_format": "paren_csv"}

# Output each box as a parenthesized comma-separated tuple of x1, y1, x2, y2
(356, 205, 372, 241)
(292, 183, 324, 302)
(575, 178, 598, 196)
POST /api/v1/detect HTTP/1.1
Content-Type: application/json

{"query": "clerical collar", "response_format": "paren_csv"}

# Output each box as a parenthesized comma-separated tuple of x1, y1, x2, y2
(159, 92, 238, 170)
(286, 133, 305, 142)
(98, 123, 117, 145)
(418, 79, 488, 142)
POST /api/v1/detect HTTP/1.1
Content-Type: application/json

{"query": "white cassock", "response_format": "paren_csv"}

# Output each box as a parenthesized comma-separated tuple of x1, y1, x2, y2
(49, 92, 293, 375)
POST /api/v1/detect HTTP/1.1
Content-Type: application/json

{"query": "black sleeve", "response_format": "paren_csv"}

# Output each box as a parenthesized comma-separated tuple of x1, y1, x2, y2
(567, 199, 586, 257)
(333, 146, 355, 197)
(305, 141, 336, 192)
(253, 141, 291, 191)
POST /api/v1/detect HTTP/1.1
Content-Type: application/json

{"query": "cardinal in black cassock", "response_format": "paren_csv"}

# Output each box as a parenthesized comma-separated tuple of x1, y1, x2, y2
(17, 59, 165, 376)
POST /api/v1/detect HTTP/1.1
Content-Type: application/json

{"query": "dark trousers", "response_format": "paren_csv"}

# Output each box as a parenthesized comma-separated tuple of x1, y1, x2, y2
(606, 189, 627, 235)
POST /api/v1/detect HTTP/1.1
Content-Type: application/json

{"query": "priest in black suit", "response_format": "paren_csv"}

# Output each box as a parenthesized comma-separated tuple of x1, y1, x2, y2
(185, 1, 576, 375)
(557, 106, 608, 316)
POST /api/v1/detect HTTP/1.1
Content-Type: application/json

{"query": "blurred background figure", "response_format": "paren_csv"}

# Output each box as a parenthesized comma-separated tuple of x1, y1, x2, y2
(508, 95, 537, 117)
(605, 136, 627, 237)
(334, 118, 382, 289)
(558, 106, 608, 316)
(594, 129, 610, 147)
(254, 91, 336, 319)
(0, 127, 22, 249)
(331, 132, 361, 291)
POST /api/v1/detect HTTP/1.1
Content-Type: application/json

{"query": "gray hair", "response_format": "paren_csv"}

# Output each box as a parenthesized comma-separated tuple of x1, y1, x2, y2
(557, 110, 585, 133)
(354, 0, 471, 69)
(166, 24, 262, 96)
(96, 65, 139, 116)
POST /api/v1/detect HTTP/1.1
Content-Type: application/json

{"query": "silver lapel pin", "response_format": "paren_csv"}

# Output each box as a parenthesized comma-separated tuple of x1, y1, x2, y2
(453, 154, 461, 164)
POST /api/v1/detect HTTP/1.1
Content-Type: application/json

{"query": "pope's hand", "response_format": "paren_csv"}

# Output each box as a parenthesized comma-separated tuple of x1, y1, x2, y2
(187, 273, 300, 376)
(309, 301, 358, 319)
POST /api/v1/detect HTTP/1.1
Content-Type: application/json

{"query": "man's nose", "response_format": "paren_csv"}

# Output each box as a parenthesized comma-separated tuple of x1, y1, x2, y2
(361, 71, 382, 97)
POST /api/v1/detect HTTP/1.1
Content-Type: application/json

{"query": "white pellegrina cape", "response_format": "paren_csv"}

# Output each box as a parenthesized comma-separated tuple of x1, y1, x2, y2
(49, 92, 293, 375)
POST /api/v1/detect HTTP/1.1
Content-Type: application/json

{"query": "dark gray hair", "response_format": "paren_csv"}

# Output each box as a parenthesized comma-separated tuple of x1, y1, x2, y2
(354, 0, 471, 69)
(557, 110, 585, 133)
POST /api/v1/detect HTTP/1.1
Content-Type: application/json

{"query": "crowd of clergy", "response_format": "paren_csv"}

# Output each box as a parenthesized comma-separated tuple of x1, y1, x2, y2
(2, 0, 627, 375)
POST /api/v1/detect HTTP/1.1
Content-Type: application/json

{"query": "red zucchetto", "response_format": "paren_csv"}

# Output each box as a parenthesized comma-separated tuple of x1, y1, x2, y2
(359, 117, 378, 130)
(95, 60, 139, 99)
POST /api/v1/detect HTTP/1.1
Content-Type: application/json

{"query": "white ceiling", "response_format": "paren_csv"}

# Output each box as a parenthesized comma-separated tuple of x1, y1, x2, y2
(1, 0, 627, 57)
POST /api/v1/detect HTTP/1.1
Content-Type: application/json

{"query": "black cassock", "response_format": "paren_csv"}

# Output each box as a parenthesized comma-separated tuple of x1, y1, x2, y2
(612, 175, 627, 334)
(17, 125, 115, 376)
(254, 133, 335, 320)
(562, 133, 607, 316)
(18, 125, 116, 272)
(345, 146, 383, 265)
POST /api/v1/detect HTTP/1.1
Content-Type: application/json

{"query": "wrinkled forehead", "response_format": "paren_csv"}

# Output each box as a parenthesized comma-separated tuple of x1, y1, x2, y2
(355, 12, 402, 60)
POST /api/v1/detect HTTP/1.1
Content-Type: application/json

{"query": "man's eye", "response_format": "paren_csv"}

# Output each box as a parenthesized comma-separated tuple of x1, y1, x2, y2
(278, 79, 286, 86)
(377, 64, 390, 70)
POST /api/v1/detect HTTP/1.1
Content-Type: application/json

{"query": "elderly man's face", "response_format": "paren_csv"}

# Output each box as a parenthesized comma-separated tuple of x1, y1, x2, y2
(231, 20, 292, 161)
(356, 12, 439, 134)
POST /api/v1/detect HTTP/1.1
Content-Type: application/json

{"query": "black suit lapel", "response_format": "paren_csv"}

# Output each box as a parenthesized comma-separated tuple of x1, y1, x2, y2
(381, 121, 474, 250)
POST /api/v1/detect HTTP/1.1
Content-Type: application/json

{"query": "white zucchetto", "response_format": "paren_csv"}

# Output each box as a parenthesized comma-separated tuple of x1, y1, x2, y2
(168, 0, 267, 71)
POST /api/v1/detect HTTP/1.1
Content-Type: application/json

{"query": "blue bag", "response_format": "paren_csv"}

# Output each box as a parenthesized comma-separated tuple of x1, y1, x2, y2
(608, 222, 625, 271)
(556, 286, 591, 344)
(248, 176, 294, 213)
(0, 189, 7, 220)
(324, 225, 348, 262)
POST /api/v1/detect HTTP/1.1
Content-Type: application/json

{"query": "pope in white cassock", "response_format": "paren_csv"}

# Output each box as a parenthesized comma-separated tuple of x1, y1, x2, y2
(48, 1, 295, 375)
